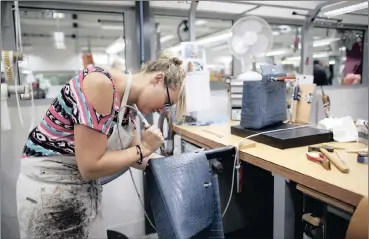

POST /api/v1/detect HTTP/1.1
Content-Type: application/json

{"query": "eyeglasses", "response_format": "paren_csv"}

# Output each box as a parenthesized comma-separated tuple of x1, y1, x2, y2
(164, 78, 172, 111)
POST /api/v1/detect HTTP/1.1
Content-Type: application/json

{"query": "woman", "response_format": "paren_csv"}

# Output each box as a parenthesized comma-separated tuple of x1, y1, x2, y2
(16, 54, 186, 239)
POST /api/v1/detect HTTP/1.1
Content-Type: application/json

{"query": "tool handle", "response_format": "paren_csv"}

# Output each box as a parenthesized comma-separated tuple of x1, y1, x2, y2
(291, 101, 298, 123)
(320, 148, 349, 173)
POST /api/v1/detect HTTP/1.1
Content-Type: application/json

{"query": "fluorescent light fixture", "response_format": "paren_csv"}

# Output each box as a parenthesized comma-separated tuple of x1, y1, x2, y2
(297, 37, 340, 49)
(286, 52, 330, 61)
(339, 46, 346, 51)
(324, 1, 368, 18)
(197, 32, 232, 45)
(195, 20, 207, 26)
(53, 32, 65, 42)
(22, 70, 33, 74)
(266, 49, 286, 56)
(106, 37, 125, 55)
(160, 35, 175, 43)
(313, 37, 340, 47)
(272, 31, 280, 36)
(278, 25, 292, 33)
(52, 13, 65, 19)
(81, 46, 107, 52)
(53, 32, 66, 49)
(329, 60, 336, 64)
(101, 24, 123, 30)
(211, 44, 229, 52)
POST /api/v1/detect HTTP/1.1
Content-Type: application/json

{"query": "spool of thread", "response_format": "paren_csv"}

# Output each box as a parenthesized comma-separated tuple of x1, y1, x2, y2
(357, 154, 368, 164)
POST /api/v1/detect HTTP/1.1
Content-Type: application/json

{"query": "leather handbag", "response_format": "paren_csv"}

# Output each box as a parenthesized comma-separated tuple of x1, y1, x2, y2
(240, 65, 287, 129)
(146, 151, 224, 239)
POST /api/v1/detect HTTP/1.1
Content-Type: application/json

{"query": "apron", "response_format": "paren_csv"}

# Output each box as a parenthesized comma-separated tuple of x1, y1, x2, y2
(16, 74, 135, 239)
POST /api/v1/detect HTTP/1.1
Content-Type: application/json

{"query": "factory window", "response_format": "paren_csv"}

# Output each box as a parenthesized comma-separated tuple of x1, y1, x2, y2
(155, 15, 233, 82)
(17, 8, 125, 99)
(311, 27, 365, 85)
(254, 24, 302, 75)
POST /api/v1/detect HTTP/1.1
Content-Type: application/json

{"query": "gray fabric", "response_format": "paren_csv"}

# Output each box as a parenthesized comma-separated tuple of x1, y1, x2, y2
(240, 79, 287, 129)
(146, 152, 224, 239)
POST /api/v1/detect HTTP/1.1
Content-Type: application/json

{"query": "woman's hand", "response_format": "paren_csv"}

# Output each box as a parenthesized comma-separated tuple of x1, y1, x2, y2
(140, 125, 164, 156)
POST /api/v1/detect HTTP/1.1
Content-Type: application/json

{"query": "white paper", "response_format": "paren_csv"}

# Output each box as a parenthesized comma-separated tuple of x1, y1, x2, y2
(185, 71, 211, 113)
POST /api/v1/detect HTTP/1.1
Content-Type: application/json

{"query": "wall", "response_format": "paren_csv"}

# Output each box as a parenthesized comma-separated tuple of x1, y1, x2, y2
(314, 85, 368, 121)
(20, 47, 112, 72)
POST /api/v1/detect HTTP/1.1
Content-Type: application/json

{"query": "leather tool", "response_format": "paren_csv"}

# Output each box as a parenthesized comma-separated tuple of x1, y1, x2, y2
(308, 145, 349, 173)
(270, 75, 296, 82)
(291, 84, 300, 123)
(319, 143, 345, 150)
(134, 104, 168, 156)
(357, 151, 368, 164)
(306, 152, 331, 170)
(308, 145, 334, 153)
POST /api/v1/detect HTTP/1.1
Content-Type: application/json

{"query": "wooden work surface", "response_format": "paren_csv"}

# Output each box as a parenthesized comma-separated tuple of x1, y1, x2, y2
(173, 122, 368, 208)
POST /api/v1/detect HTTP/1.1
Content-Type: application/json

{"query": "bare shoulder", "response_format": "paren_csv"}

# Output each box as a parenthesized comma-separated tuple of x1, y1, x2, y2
(82, 72, 114, 115)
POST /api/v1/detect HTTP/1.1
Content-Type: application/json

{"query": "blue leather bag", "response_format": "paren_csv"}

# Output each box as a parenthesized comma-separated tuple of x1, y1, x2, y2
(146, 152, 224, 239)
(240, 65, 287, 129)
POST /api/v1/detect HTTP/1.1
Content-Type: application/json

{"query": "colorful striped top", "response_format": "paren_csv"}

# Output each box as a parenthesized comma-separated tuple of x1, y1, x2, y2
(22, 66, 136, 158)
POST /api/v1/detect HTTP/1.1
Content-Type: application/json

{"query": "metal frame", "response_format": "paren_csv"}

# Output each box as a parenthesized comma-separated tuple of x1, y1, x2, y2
(300, 2, 331, 75)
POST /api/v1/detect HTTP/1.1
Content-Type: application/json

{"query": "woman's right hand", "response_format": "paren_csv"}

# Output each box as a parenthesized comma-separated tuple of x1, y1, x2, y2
(140, 125, 165, 156)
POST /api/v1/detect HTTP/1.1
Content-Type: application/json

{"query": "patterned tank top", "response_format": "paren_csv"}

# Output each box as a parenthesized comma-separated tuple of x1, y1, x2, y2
(22, 66, 136, 158)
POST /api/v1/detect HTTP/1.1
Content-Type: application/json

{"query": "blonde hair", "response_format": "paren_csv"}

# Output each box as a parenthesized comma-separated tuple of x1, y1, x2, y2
(141, 52, 186, 122)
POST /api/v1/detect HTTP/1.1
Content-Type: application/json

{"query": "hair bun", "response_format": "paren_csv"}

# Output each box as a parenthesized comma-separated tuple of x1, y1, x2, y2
(170, 57, 183, 66)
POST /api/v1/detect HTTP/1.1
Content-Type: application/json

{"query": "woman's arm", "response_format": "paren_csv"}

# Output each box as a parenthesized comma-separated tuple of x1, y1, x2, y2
(129, 129, 164, 170)
(74, 72, 158, 180)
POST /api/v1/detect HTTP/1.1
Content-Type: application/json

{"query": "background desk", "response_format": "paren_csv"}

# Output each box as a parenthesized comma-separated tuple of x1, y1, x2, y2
(173, 122, 368, 238)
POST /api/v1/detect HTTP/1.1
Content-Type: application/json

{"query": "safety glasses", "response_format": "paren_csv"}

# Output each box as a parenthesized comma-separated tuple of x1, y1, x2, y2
(164, 78, 172, 111)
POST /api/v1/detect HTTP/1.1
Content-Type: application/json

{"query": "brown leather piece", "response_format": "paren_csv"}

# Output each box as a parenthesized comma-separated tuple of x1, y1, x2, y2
(346, 196, 368, 239)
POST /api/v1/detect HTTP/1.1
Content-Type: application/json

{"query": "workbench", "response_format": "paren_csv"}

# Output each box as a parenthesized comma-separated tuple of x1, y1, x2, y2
(173, 121, 368, 238)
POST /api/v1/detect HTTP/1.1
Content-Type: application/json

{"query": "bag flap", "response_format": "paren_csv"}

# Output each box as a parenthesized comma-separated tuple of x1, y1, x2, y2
(147, 152, 214, 239)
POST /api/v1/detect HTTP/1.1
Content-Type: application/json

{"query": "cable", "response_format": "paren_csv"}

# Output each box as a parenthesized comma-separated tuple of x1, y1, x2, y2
(221, 124, 313, 218)
(115, 104, 157, 231)
(13, 1, 25, 127)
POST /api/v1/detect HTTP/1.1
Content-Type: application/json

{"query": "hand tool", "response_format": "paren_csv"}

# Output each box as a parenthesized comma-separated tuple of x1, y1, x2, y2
(308, 145, 334, 153)
(346, 148, 368, 154)
(132, 104, 168, 156)
(319, 143, 346, 150)
(291, 84, 300, 123)
(308, 145, 350, 173)
(306, 151, 331, 170)
(270, 75, 297, 82)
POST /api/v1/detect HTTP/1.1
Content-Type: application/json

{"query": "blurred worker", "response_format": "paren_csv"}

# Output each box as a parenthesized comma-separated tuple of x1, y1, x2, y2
(313, 60, 329, 86)
(17, 53, 186, 238)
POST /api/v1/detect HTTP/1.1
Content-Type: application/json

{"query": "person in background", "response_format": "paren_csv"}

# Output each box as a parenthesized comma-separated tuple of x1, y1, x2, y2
(16, 53, 186, 239)
(313, 60, 329, 86)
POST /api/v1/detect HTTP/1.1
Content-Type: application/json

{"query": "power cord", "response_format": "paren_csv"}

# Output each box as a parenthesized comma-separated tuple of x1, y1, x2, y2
(115, 104, 157, 231)
(221, 124, 313, 218)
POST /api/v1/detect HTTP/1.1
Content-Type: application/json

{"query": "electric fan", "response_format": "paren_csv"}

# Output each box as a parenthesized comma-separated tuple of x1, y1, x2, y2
(228, 16, 274, 81)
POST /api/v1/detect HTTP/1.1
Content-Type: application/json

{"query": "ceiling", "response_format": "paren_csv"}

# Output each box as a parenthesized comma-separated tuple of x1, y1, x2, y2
(16, 1, 367, 70)
(19, 8, 124, 52)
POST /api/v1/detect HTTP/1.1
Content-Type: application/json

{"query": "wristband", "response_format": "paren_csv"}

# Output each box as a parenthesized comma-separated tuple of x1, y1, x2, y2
(135, 145, 143, 165)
